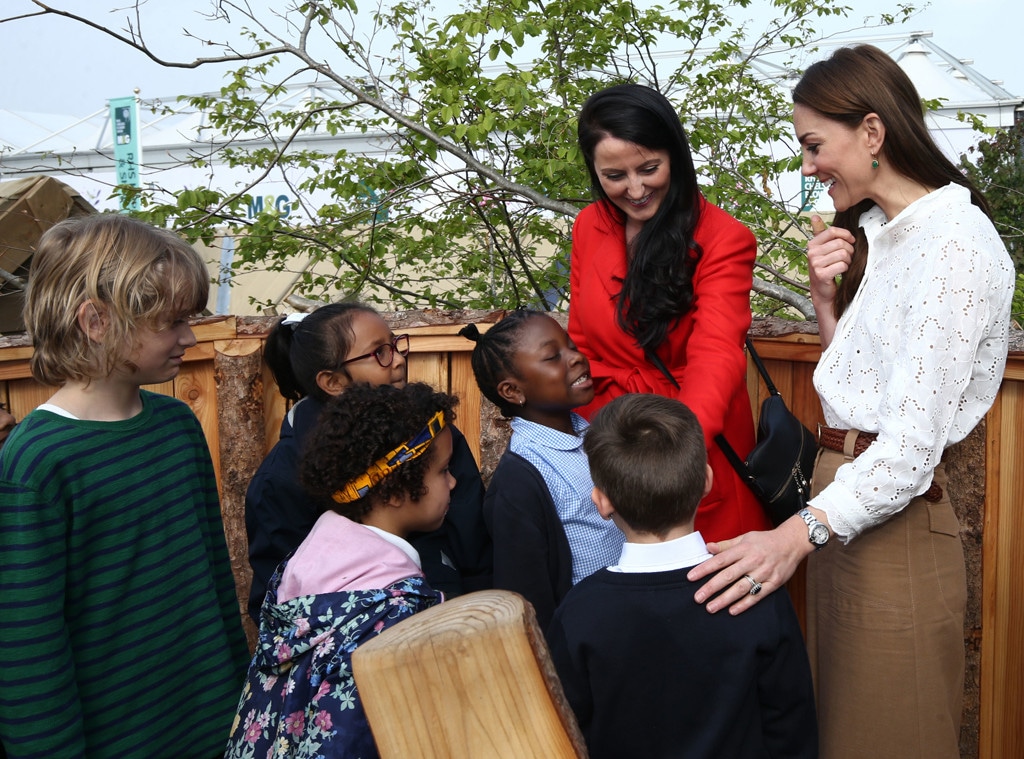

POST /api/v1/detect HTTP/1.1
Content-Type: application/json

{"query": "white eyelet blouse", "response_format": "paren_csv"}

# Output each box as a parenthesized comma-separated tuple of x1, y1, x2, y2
(809, 183, 1015, 542)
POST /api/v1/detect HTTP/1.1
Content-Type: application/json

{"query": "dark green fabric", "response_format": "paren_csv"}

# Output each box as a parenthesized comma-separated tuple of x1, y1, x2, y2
(0, 391, 249, 758)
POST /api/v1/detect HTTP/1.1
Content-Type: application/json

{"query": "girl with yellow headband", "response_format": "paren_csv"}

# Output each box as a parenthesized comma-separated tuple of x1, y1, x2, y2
(227, 381, 457, 759)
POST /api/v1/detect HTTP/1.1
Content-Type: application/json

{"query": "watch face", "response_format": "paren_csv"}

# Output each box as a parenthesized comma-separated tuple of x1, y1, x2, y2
(810, 523, 829, 545)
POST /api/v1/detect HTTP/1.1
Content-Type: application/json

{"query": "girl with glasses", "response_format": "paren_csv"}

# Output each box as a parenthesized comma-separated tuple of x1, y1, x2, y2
(244, 303, 492, 622)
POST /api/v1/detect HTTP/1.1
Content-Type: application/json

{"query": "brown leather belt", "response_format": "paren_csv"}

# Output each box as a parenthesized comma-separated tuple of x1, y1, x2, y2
(817, 425, 943, 503)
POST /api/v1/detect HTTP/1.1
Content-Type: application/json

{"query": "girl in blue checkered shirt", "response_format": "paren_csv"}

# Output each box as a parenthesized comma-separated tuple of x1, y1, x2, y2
(461, 310, 625, 628)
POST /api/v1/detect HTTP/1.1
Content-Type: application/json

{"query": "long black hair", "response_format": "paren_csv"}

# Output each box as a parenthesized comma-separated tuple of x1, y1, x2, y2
(577, 83, 704, 356)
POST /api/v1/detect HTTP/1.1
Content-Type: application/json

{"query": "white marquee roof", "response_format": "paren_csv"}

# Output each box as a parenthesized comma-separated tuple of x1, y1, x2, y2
(1, 31, 1020, 314)
(2, 31, 1019, 181)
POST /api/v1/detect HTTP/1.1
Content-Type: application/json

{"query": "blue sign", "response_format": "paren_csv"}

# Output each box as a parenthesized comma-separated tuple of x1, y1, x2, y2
(110, 96, 141, 211)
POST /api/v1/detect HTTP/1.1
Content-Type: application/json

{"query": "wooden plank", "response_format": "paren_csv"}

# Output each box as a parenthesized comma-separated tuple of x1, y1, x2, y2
(749, 337, 822, 364)
(405, 322, 492, 353)
(793, 360, 825, 432)
(0, 317, 235, 371)
(261, 362, 287, 456)
(172, 360, 220, 490)
(979, 380, 1024, 759)
(451, 351, 482, 466)
(403, 322, 495, 337)
(1001, 380, 1024, 759)
(408, 352, 449, 395)
(0, 357, 32, 381)
(408, 334, 479, 353)
(142, 379, 173, 395)
(979, 396, 1001, 758)
(7, 376, 56, 417)
(1004, 354, 1024, 381)
(192, 316, 238, 342)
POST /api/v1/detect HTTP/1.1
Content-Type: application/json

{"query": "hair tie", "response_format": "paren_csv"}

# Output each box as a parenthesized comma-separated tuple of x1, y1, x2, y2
(332, 410, 447, 504)
(458, 324, 482, 342)
(282, 312, 309, 328)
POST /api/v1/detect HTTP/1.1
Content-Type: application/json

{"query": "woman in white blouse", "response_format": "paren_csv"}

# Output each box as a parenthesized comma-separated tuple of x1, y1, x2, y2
(687, 45, 1015, 758)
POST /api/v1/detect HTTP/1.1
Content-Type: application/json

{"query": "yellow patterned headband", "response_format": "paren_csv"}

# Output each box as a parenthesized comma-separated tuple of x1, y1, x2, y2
(332, 410, 447, 504)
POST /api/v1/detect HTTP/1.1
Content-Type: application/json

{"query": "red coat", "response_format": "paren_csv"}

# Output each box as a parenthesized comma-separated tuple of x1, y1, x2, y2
(568, 198, 770, 542)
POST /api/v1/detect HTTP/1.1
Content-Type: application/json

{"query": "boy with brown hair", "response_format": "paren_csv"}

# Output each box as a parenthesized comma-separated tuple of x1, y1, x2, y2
(546, 393, 818, 759)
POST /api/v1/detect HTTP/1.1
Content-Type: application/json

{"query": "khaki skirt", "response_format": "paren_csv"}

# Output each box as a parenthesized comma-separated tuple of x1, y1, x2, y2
(805, 448, 966, 759)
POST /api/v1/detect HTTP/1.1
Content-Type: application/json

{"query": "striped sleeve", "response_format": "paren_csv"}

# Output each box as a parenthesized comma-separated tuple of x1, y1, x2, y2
(0, 480, 87, 756)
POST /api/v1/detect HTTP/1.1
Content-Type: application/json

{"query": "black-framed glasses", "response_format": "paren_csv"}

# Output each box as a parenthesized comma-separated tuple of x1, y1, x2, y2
(340, 334, 410, 368)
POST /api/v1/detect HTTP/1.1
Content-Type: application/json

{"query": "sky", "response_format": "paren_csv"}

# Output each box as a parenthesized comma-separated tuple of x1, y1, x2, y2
(1, 0, 1022, 117)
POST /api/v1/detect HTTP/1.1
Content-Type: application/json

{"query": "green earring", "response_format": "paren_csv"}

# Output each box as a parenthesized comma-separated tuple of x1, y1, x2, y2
(871, 158, 879, 169)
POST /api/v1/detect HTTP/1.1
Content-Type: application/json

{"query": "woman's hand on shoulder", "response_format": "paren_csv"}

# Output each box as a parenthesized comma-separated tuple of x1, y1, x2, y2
(807, 215, 854, 308)
(687, 515, 814, 615)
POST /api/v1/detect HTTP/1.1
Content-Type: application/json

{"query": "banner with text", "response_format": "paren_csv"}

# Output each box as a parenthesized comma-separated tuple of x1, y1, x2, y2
(110, 96, 142, 211)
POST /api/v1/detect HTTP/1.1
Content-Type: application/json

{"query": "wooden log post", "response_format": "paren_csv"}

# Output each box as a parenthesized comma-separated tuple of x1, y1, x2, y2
(353, 589, 588, 759)
(214, 337, 266, 651)
(946, 423, 987, 759)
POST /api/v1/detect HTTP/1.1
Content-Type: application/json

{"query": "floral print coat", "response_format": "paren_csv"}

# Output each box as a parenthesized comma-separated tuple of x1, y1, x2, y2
(225, 564, 441, 759)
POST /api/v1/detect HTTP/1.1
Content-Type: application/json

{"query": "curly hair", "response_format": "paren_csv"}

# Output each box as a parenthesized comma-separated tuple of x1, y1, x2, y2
(300, 382, 458, 521)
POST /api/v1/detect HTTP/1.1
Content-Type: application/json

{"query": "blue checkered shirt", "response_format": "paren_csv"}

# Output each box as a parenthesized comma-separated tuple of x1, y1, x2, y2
(509, 413, 625, 584)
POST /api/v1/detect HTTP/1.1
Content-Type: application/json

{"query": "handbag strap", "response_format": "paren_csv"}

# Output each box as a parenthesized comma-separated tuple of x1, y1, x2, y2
(650, 341, 770, 394)
(745, 337, 780, 397)
(714, 432, 761, 495)
(715, 338, 772, 495)
(649, 337, 769, 494)
(647, 350, 680, 390)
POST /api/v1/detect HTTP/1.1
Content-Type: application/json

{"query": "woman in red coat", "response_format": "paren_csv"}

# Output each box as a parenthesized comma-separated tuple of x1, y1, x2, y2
(569, 83, 769, 542)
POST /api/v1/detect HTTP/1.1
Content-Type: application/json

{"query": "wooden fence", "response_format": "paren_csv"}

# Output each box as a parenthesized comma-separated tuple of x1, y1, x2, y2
(1, 313, 1021, 759)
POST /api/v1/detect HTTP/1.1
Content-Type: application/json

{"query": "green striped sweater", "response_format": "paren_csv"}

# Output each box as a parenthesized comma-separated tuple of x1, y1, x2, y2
(0, 391, 249, 758)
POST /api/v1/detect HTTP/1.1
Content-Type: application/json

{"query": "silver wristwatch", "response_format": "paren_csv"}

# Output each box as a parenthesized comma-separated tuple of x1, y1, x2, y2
(799, 508, 830, 550)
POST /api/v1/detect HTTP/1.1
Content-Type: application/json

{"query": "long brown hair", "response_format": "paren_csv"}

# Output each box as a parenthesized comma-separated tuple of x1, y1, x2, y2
(792, 45, 992, 319)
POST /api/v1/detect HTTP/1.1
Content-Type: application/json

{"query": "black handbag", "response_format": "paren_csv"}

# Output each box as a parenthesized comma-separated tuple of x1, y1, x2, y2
(714, 339, 818, 527)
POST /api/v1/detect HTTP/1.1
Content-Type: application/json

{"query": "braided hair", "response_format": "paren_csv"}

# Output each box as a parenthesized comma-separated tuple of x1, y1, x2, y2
(459, 310, 546, 418)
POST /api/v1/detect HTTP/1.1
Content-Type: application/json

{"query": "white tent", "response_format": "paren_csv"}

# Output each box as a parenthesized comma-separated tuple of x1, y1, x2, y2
(2, 32, 1019, 312)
